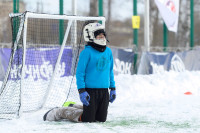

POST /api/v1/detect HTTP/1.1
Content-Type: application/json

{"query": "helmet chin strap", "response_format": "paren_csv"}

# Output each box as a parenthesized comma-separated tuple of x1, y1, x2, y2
(106, 38, 109, 43)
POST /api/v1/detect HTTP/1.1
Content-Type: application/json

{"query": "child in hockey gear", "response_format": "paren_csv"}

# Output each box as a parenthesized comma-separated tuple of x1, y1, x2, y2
(76, 22, 116, 122)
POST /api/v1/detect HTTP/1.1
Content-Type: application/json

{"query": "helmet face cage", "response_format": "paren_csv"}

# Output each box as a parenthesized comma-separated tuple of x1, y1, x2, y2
(83, 23, 106, 46)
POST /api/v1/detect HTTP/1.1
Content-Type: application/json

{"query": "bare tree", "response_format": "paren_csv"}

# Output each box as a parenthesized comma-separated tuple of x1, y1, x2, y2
(150, 1, 160, 47)
(89, 0, 98, 16)
(106, 0, 112, 33)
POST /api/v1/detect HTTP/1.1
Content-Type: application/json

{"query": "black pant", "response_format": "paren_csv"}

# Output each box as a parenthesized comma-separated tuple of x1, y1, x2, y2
(81, 88, 109, 122)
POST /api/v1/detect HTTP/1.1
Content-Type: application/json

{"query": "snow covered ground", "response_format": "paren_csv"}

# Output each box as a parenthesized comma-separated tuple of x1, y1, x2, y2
(1, 71, 200, 133)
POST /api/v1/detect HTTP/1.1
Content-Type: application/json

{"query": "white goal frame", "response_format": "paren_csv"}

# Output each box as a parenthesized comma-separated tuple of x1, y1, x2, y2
(2, 12, 106, 119)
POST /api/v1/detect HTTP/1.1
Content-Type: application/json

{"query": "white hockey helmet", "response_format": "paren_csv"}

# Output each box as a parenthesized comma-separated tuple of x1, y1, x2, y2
(83, 22, 106, 46)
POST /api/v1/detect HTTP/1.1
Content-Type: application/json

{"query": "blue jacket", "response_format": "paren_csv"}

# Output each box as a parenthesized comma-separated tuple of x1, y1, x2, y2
(76, 45, 115, 89)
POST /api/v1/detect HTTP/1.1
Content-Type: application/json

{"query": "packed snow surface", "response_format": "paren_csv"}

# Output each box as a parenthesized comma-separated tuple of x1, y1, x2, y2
(1, 71, 200, 133)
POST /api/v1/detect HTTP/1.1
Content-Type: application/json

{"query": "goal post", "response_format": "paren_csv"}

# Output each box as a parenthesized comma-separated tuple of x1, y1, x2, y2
(0, 12, 106, 119)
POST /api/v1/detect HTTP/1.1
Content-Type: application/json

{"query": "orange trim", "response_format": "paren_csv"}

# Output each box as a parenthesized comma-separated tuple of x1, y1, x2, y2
(79, 114, 82, 121)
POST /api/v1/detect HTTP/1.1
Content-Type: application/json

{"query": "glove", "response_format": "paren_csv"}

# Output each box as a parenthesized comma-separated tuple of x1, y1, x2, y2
(78, 88, 90, 106)
(109, 88, 116, 103)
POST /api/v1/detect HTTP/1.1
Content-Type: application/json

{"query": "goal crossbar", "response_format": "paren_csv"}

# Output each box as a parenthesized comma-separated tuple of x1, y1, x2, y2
(10, 12, 106, 22)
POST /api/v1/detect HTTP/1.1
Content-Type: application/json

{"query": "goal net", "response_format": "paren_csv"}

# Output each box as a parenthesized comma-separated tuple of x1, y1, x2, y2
(0, 12, 105, 119)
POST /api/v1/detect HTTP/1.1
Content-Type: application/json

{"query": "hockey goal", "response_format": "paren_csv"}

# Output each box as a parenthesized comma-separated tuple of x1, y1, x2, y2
(0, 12, 105, 119)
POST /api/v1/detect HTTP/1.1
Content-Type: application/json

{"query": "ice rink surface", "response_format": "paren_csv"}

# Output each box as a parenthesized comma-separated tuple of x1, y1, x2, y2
(1, 71, 200, 133)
